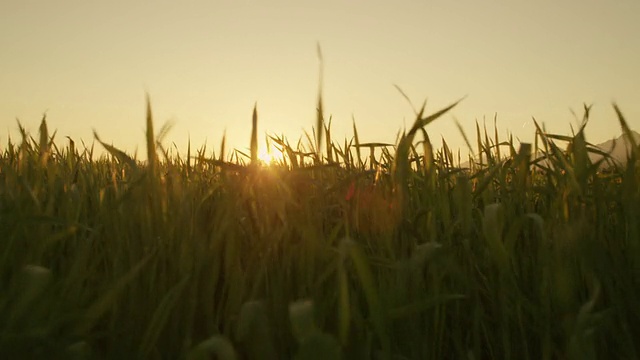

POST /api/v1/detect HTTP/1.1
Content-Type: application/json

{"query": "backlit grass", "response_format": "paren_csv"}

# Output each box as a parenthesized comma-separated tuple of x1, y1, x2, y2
(0, 96, 638, 359)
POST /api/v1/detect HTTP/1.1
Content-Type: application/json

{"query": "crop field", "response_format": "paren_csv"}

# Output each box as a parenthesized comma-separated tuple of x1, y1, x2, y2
(1, 97, 639, 359)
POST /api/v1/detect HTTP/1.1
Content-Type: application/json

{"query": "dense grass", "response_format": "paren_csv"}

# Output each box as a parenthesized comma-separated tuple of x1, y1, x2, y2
(1, 97, 639, 359)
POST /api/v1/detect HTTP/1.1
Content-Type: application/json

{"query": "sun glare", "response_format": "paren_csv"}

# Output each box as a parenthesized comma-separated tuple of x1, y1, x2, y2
(258, 148, 285, 165)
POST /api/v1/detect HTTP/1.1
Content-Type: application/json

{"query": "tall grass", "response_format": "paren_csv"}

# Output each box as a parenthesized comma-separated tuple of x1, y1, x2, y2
(0, 95, 638, 359)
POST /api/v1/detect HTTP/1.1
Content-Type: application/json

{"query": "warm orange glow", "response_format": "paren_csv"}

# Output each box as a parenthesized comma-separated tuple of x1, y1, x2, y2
(1, 2, 638, 154)
(258, 148, 285, 165)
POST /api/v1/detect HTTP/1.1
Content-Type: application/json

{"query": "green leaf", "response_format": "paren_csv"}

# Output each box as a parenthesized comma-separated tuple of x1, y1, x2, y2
(139, 276, 190, 357)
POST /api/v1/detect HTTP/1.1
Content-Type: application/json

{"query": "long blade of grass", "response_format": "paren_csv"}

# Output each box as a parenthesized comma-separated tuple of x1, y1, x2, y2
(316, 43, 325, 161)
(39, 114, 49, 165)
(93, 130, 139, 172)
(73, 254, 153, 336)
(139, 276, 190, 357)
(146, 94, 157, 176)
(251, 104, 258, 165)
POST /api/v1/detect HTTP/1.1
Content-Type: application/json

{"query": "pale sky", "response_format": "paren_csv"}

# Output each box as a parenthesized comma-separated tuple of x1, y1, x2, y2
(1, 0, 639, 160)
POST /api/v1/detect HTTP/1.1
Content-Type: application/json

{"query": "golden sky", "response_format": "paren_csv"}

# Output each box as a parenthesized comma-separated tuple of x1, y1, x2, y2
(1, 0, 639, 159)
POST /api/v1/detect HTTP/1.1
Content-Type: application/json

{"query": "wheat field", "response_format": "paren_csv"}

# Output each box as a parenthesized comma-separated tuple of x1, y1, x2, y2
(1, 96, 639, 359)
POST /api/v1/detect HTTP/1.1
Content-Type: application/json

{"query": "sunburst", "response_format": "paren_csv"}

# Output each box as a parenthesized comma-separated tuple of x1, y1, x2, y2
(258, 148, 285, 165)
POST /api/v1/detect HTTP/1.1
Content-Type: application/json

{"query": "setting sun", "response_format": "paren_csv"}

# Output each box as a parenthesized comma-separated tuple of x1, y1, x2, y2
(258, 148, 285, 165)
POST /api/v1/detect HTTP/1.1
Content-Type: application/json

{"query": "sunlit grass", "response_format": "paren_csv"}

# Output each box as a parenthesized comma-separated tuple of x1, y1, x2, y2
(258, 147, 285, 166)
(0, 90, 638, 359)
